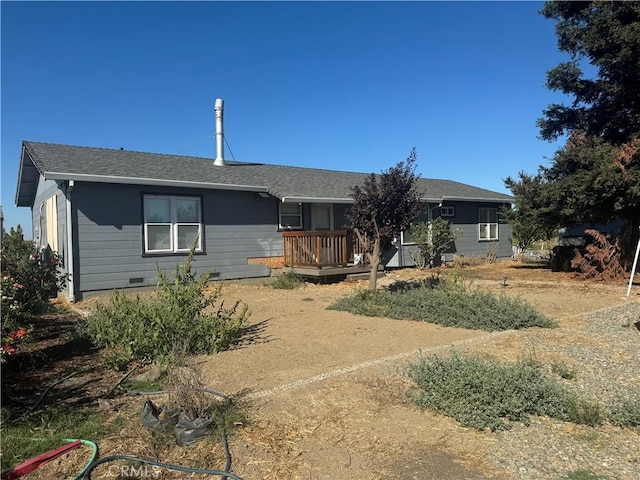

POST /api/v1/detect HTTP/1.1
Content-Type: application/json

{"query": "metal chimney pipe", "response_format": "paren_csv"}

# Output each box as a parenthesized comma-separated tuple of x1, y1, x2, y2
(214, 98, 225, 166)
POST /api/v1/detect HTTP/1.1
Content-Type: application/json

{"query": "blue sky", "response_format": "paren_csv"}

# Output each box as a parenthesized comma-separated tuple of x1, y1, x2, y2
(1, 1, 568, 235)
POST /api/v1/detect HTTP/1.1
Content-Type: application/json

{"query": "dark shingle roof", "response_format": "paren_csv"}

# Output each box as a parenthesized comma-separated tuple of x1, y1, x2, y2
(16, 141, 513, 207)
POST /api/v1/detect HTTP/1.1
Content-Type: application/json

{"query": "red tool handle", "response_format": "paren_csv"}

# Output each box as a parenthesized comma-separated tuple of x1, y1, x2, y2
(1, 439, 82, 480)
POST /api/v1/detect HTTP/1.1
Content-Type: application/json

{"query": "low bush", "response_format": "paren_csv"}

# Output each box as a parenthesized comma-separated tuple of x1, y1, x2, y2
(82, 248, 248, 366)
(609, 395, 640, 430)
(561, 470, 608, 480)
(266, 270, 305, 289)
(328, 280, 555, 331)
(407, 352, 604, 431)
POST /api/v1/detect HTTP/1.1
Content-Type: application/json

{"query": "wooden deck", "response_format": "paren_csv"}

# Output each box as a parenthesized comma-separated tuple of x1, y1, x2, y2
(285, 264, 373, 277)
(282, 229, 364, 268)
(281, 230, 377, 280)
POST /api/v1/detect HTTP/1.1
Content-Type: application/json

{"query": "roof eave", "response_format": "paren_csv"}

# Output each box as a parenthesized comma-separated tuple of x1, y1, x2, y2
(43, 172, 270, 193)
(280, 196, 354, 204)
(438, 195, 513, 203)
(15, 144, 44, 207)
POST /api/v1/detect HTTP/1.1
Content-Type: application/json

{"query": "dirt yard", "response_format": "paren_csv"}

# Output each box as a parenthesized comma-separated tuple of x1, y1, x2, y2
(3, 261, 639, 479)
(199, 263, 638, 480)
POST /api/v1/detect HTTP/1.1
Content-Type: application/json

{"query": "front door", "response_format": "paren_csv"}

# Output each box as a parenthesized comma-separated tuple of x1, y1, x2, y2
(311, 204, 333, 231)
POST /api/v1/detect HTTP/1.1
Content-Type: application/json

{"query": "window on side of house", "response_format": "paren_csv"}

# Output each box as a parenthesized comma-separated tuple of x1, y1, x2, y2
(144, 195, 202, 254)
(401, 212, 431, 245)
(478, 207, 498, 241)
(279, 202, 303, 230)
(45, 195, 59, 252)
(440, 206, 455, 217)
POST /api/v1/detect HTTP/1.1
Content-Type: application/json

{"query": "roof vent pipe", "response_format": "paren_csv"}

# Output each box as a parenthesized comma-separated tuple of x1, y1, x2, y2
(214, 98, 225, 166)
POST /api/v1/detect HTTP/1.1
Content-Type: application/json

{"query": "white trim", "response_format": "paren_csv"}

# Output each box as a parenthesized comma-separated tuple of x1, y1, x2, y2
(478, 223, 499, 241)
(143, 195, 203, 253)
(65, 181, 75, 302)
(626, 227, 640, 296)
(478, 207, 499, 241)
(279, 202, 303, 230)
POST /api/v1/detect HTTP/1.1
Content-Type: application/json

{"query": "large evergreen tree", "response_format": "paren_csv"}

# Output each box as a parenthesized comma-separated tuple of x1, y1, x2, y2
(506, 1, 640, 269)
(538, 1, 640, 143)
(347, 149, 424, 290)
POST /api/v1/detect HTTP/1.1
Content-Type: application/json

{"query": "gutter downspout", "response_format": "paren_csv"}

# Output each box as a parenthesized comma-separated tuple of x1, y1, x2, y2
(65, 180, 75, 302)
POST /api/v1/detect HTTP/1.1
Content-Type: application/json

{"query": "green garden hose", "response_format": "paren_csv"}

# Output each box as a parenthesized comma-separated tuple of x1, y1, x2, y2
(63, 439, 98, 480)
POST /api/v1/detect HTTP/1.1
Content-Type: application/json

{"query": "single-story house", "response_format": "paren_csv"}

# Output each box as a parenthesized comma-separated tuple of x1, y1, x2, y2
(16, 104, 513, 300)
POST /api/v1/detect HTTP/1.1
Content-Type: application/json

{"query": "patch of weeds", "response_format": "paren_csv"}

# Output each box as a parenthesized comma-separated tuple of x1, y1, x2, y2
(571, 431, 600, 444)
(407, 352, 602, 431)
(124, 377, 166, 393)
(0, 406, 121, 469)
(140, 362, 246, 460)
(609, 395, 640, 430)
(551, 360, 576, 379)
(566, 397, 605, 427)
(329, 280, 556, 331)
(207, 401, 246, 433)
(302, 297, 314, 302)
(561, 470, 608, 480)
(165, 364, 212, 419)
(265, 270, 305, 290)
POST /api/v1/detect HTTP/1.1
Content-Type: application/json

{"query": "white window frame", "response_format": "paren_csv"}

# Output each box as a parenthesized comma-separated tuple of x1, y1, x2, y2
(143, 195, 202, 254)
(279, 202, 303, 230)
(440, 206, 455, 217)
(478, 207, 498, 241)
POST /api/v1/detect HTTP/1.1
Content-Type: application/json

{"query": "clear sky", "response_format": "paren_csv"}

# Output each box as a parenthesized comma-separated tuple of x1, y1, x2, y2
(1, 0, 568, 235)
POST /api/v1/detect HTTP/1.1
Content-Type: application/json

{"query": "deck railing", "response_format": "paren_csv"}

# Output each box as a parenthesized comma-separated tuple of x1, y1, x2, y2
(283, 230, 365, 268)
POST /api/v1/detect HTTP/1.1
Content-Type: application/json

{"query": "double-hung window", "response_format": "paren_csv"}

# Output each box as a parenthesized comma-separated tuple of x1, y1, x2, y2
(144, 195, 202, 253)
(478, 207, 498, 241)
(279, 203, 302, 230)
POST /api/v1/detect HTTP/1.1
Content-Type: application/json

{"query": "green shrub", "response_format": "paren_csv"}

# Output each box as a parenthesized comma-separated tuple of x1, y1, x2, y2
(609, 395, 640, 430)
(407, 352, 602, 431)
(1, 227, 63, 328)
(561, 470, 608, 480)
(266, 270, 305, 289)
(82, 248, 248, 366)
(1, 227, 64, 363)
(329, 280, 555, 331)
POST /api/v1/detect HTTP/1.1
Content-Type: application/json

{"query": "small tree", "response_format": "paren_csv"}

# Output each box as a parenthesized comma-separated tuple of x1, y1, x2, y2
(346, 149, 424, 290)
(500, 197, 552, 261)
(409, 218, 462, 269)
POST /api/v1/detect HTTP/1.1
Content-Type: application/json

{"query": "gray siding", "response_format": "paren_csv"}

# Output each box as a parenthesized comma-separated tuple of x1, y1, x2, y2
(68, 183, 513, 296)
(73, 183, 282, 296)
(391, 201, 513, 267)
